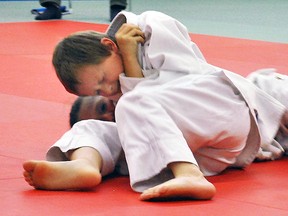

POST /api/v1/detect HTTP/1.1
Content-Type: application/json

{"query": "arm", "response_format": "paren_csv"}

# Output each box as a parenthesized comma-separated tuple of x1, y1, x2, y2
(47, 120, 123, 177)
(114, 11, 212, 94)
(115, 24, 145, 78)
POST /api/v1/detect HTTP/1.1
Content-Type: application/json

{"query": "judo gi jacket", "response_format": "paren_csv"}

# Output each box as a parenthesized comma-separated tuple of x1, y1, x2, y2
(47, 11, 286, 192)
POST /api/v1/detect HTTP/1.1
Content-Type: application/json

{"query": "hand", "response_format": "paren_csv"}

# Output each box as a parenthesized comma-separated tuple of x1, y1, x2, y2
(279, 110, 288, 137)
(115, 24, 145, 58)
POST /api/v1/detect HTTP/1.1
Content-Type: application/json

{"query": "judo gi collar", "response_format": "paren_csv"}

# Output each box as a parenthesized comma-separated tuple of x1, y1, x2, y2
(106, 11, 138, 38)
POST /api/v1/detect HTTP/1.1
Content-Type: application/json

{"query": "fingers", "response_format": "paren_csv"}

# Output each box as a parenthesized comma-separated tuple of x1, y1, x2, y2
(279, 110, 288, 136)
(115, 24, 145, 61)
(116, 24, 145, 44)
(117, 24, 144, 37)
(279, 123, 288, 136)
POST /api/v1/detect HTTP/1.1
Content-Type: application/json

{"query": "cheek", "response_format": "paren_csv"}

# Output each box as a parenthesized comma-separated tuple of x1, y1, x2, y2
(78, 83, 98, 96)
(76, 87, 93, 96)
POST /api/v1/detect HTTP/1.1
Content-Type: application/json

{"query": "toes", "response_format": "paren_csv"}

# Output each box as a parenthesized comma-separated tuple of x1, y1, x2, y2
(23, 171, 34, 186)
(23, 171, 30, 179)
(139, 188, 161, 201)
(139, 190, 153, 201)
(23, 160, 37, 172)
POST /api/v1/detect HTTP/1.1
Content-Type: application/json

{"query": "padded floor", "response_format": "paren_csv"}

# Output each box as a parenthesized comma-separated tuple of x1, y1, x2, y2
(0, 21, 287, 216)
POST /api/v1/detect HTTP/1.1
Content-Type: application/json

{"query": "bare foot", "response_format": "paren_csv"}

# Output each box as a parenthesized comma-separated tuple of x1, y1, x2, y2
(139, 176, 216, 201)
(23, 159, 101, 190)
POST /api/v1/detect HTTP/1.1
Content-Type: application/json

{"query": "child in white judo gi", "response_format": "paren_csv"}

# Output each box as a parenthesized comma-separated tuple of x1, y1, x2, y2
(23, 11, 288, 201)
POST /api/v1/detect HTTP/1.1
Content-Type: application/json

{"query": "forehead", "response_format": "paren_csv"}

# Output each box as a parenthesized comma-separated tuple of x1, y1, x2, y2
(80, 96, 102, 111)
(77, 64, 103, 82)
(78, 96, 101, 119)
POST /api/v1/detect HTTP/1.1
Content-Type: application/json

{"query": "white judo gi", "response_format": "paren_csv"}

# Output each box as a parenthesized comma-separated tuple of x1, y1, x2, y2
(47, 11, 287, 192)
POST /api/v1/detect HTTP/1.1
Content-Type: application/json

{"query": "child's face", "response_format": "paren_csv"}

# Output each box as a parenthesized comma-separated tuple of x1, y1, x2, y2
(76, 50, 123, 101)
(78, 95, 115, 122)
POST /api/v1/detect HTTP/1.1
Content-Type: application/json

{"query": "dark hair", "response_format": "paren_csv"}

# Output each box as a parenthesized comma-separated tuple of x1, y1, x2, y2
(53, 31, 114, 94)
(69, 96, 84, 127)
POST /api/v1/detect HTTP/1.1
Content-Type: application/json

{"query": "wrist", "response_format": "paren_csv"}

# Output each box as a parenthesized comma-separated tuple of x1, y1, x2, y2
(122, 55, 143, 78)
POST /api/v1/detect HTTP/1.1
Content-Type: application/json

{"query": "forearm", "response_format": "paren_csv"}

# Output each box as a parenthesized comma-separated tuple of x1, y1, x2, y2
(115, 23, 145, 78)
(122, 53, 143, 78)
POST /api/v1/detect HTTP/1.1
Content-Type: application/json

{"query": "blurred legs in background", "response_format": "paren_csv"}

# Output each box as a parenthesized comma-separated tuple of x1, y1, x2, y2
(35, 0, 127, 21)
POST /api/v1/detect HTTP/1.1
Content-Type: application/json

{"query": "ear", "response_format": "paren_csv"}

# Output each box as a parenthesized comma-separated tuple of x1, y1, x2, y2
(101, 38, 118, 52)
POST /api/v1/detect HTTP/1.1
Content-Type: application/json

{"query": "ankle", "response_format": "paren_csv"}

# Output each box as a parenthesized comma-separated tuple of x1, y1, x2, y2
(168, 162, 203, 178)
